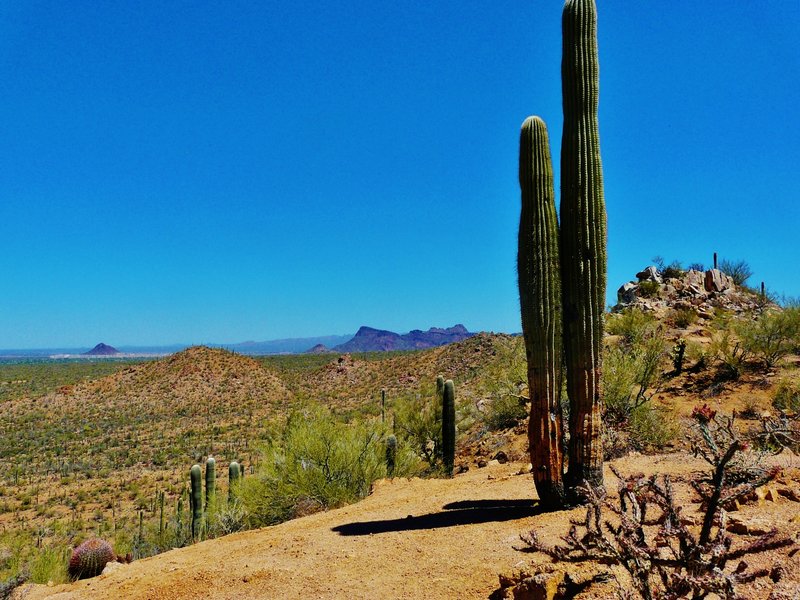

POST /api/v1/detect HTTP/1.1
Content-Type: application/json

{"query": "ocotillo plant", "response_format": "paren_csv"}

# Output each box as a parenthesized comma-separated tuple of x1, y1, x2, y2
(158, 490, 165, 535)
(176, 493, 184, 545)
(442, 380, 456, 477)
(518, 115, 565, 508)
(228, 461, 241, 505)
(560, 0, 606, 495)
(189, 464, 203, 540)
(381, 388, 386, 423)
(385, 435, 397, 477)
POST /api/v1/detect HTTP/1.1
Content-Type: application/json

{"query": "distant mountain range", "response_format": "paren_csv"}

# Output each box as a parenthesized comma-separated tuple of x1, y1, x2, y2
(327, 324, 473, 353)
(0, 326, 474, 359)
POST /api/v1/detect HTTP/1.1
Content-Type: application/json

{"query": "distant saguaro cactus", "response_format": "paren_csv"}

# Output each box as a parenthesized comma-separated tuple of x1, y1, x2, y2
(189, 464, 203, 540)
(442, 380, 456, 477)
(385, 435, 397, 477)
(560, 0, 606, 495)
(228, 461, 241, 505)
(205, 456, 216, 513)
(518, 115, 565, 508)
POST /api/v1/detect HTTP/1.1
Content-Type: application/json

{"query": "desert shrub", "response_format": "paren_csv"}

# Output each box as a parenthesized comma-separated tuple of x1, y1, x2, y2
(772, 378, 800, 412)
(628, 403, 678, 450)
(485, 394, 527, 430)
(239, 408, 419, 527)
(480, 336, 529, 430)
(513, 409, 793, 600)
(709, 328, 750, 379)
(637, 280, 659, 298)
(687, 262, 705, 272)
(662, 260, 685, 280)
(603, 337, 665, 426)
(719, 258, 753, 286)
(671, 307, 697, 329)
(737, 307, 800, 368)
(685, 340, 710, 372)
(606, 308, 658, 347)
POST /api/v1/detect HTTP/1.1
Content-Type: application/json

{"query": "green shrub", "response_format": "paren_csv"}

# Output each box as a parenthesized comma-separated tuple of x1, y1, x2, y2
(485, 394, 527, 430)
(637, 280, 660, 298)
(603, 337, 666, 426)
(671, 308, 697, 329)
(628, 404, 679, 451)
(662, 260, 685, 280)
(606, 308, 658, 347)
(710, 328, 750, 379)
(239, 408, 419, 527)
(773, 378, 800, 412)
(737, 307, 800, 368)
(719, 259, 753, 286)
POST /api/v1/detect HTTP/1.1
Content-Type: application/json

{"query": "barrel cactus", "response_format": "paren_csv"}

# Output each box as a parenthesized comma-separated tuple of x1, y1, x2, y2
(68, 538, 115, 580)
(560, 0, 606, 494)
(442, 380, 456, 477)
(518, 115, 565, 508)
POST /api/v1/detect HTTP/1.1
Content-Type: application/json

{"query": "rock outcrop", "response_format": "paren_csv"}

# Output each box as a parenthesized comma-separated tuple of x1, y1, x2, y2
(614, 266, 768, 317)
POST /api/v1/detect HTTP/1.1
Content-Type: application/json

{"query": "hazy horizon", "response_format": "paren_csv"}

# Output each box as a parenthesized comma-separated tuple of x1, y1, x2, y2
(2, 2, 798, 348)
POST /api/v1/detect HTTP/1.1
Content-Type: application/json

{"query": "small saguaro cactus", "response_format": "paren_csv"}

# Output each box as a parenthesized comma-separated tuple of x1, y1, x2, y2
(385, 435, 397, 477)
(228, 461, 241, 505)
(205, 456, 216, 513)
(68, 538, 115, 580)
(560, 0, 606, 496)
(158, 490, 165, 535)
(518, 115, 565, 508)
(442, 379, 456, 477)
(176, 492, 184, 544)
(189, 464, 203, 540)
(381, 388, 386, 423)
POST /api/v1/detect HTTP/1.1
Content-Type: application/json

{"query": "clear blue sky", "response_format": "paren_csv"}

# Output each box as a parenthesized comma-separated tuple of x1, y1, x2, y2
(1, 2, 798, 349)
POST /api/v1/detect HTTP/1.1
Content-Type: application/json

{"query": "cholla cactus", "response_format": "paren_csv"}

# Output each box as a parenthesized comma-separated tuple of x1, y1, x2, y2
(68, 538, 115, 580)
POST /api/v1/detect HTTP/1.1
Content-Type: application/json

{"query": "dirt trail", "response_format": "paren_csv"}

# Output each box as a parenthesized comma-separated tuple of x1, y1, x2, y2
(14, 455, 800, 600)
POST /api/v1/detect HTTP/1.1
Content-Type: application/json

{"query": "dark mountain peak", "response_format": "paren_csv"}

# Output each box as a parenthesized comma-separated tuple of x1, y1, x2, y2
(84, 343, 120, 356)
(306, 344, 332, 354)
(333, 325, 473, 353)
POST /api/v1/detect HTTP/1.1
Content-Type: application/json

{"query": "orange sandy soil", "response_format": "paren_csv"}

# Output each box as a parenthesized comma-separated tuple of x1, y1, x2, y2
(14, 454, 800, 600)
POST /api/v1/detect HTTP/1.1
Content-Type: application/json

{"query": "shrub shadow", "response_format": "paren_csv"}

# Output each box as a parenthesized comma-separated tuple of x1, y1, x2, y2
(332, 498, 541, 536)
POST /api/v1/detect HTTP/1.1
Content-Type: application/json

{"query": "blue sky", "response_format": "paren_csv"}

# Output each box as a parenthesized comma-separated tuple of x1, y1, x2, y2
(1, 1, 798, 348)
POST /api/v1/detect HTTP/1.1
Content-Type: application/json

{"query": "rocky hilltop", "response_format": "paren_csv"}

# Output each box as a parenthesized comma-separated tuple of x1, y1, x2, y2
(332, 324, 473, 353)
(614, 265, 770, 318)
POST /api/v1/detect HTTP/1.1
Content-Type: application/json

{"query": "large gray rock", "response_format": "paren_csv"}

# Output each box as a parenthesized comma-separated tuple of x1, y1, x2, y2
(617, 282, 638, 304)
(636, 266, 662, 283)
(704, 269, 734, 293)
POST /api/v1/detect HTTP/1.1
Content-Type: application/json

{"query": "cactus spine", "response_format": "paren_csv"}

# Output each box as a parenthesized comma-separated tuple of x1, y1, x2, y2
(442, 379, 456, 477)
(228, 461, 241, 505)
(189, 464, 203, 540)
(385, 435, 397, 477)
(560, 0, 606, 493)
(518, 116, 565, 508)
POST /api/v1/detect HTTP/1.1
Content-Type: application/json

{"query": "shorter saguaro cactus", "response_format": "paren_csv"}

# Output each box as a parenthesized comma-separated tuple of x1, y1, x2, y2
(205, 456, 216, 513)
(189, 464, 203, 540)
(228, 461, 241, 505)
(385, 435, 397, 477)
(442, 379, 456, 477)
(68, 538, 115, 580)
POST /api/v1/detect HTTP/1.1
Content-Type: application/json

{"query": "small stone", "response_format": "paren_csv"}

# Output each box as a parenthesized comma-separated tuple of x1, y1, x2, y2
(477, 459, 488, 468)
(493, 451, 509, 464)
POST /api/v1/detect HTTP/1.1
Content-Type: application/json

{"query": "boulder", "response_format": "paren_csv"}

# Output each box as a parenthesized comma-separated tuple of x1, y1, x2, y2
(617, 282, 638, 304)
(704, 269, 734, 293)
(636, 266, 662, 283)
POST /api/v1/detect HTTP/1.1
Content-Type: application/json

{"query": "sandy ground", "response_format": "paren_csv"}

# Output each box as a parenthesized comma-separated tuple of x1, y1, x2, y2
(13, 454, 800, 600)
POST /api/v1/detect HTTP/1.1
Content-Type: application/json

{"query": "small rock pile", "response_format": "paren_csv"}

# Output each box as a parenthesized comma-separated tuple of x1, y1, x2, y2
(614, 265, 769, 319)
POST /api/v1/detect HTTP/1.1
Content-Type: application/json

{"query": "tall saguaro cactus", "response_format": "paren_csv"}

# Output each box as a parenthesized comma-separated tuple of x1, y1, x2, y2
(518, 116, 565, 508)
(189, 464, 203, 540)
(560, 0, 606, 493)
(442, 379, 456, 477)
